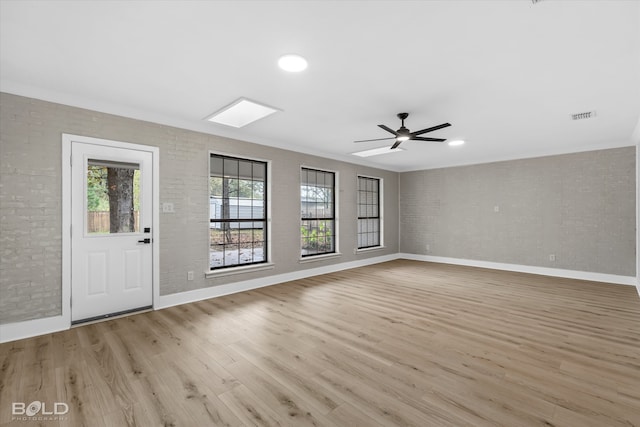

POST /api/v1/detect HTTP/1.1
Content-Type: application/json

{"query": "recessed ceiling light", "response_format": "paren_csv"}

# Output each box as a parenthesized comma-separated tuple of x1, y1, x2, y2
(352, 147, 405, 157)
(278, 54, 308, 72)
(448, 140, 465, 146)
(205, 98, 280, 128)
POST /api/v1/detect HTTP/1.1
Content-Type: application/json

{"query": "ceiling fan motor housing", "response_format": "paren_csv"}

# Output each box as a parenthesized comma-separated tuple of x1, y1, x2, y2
(397, 127, 411, 140)
(397, 113, 411, 139)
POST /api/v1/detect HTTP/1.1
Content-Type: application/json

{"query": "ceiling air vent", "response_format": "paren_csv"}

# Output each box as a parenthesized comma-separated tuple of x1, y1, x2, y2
(571, 111, 596, 121)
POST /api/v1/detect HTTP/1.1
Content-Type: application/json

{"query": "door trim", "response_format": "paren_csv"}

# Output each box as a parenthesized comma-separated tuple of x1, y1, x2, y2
(62, 134, 160, 328)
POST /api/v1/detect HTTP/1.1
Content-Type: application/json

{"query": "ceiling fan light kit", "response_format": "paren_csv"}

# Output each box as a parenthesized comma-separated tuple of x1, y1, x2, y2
(354, 112, 451, 151)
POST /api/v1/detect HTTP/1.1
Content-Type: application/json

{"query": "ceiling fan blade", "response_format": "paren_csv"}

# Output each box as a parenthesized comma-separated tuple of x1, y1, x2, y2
(411, 123, 451, 136)
(353, 137, 396, 143)
(378, 124, 398, 136)
(390, 140, 402, 150)
(411, 136, 446, 142)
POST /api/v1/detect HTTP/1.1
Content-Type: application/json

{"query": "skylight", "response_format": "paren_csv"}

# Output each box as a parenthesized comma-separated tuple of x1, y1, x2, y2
(352, 147, 405, 157)
(206, 98, 280, 128)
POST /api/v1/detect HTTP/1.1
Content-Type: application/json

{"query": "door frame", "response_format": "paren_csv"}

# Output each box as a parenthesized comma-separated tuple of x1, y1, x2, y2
(62, 134, 160, 327)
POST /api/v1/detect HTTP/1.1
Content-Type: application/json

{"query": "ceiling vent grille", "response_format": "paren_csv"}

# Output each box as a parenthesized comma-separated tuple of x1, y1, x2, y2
(571, 111, 596, 121)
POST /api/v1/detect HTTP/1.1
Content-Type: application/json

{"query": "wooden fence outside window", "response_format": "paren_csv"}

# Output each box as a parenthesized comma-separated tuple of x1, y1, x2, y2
(87, 211, 140, 233)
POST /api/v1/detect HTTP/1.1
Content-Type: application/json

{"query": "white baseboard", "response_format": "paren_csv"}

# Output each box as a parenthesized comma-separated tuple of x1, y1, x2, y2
(3, 252, 635, 343)
(0, 254, 398, 343)
(0, 314, 69, 344)
(399, 253, 637, 286)
(156, 253, 400, 309)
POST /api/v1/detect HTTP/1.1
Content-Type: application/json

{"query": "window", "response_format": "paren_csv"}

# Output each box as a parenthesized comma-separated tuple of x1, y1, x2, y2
(210, 154, 267, 269)
(357, 176, 381, 249)
(301, 168, 336, 257)
(86, 160, 141, 234)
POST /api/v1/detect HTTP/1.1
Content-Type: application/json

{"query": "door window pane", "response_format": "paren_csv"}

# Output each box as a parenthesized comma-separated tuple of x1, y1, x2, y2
(87, 160, 140, 234)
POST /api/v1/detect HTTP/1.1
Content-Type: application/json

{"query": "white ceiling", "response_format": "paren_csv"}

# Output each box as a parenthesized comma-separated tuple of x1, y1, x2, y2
(1, 0, 639, 172)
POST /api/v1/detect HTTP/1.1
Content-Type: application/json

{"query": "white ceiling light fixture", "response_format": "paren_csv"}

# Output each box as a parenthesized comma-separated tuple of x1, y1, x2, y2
(352, 147, 405, 157)
(206, 98, 280, 128)
(278, 54, 308, 72)
(448, 140, 465, 146)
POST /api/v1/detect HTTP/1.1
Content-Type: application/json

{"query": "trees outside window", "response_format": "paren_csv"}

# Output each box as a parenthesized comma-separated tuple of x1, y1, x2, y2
(86, 161, 140, 234)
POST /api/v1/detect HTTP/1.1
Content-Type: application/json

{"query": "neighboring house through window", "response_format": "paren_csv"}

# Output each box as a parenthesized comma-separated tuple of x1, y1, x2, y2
(210, 154, 267, 269)
(357, 176, 381, 249)
(301, 167, 336, 257)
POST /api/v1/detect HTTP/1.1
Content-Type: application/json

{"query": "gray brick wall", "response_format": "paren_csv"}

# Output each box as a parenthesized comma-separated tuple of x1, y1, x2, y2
(1, 96, 64, 322)
(0, 93, 399, 324)
(400, 147, 637, 276)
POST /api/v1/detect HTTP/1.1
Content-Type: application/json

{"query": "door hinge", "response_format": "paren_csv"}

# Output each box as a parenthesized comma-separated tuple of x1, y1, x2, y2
(70, 155, 73, 167)
(70, 225, 73, 238)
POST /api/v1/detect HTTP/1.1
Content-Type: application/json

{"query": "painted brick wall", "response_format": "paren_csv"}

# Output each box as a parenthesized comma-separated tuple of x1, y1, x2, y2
(400, 147, 637, 276)
(1, 97, 64, 322)
(0, 93, 399, 324)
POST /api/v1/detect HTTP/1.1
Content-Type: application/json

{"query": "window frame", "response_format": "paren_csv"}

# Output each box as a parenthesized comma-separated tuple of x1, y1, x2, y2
(356, 175, 383, 250)
(300, 166, 339, 259)
(208, 152, 270, 271)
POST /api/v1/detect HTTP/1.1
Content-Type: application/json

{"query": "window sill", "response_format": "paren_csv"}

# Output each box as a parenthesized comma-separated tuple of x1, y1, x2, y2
(356, 246, 386, 254)
(299, 253, 342, 264)
(205, 263, 275, 279)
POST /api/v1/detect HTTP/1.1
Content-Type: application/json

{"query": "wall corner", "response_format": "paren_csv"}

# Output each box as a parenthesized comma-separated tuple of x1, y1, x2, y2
(633, 115, 640, 297)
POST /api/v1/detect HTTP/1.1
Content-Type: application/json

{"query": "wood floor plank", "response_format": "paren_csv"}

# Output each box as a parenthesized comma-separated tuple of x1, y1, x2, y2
(218, 384, 283, 427)
(325, 402, 386, 427)
(150, 352, 244, 427)
(313, 367, 463, 427)
(225, 359, 338, 426)
(228, 339, 344, 415)
(424, 370, 558, 426)
(1, 260, 639, 426)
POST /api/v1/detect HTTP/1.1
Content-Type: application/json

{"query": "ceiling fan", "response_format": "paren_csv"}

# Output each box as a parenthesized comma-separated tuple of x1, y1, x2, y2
(354, 113, 451, 149)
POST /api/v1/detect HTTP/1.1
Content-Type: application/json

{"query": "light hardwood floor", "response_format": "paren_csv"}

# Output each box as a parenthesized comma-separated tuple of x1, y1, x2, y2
(1, 260, 639, 426)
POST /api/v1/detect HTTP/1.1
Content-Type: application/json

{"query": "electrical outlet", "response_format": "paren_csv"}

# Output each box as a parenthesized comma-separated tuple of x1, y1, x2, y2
(494, 205, 500, 213)
(187, 271, 194, 281)
(162, 202, 175, 213)
(549, 254, 556, 262)
(425, 244, 430, 251)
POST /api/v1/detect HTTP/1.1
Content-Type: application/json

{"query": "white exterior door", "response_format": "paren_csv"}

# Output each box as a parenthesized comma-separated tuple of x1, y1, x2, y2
(71, 141, 154, 323)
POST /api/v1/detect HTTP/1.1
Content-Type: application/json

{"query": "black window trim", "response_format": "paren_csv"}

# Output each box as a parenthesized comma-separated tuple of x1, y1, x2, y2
(209, 153, 268, 270)
(300, 166, 337, 258)
(357, 175, 382, 250)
